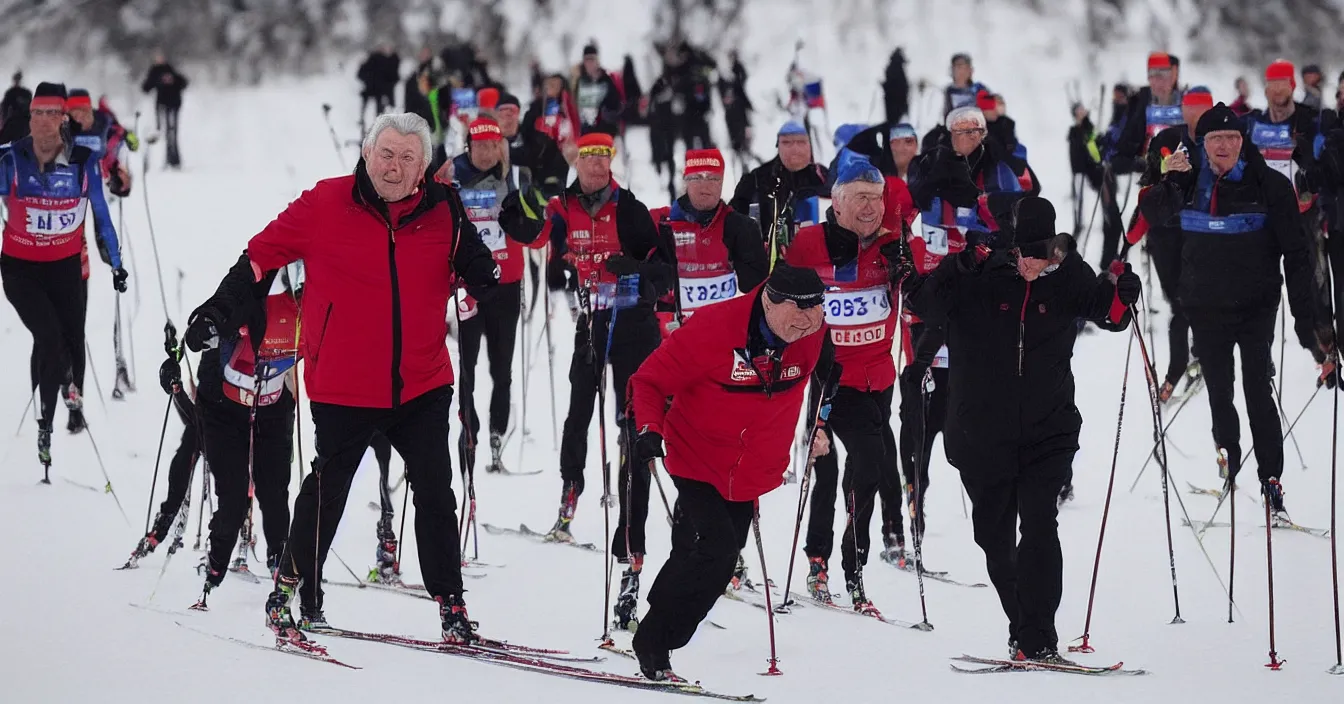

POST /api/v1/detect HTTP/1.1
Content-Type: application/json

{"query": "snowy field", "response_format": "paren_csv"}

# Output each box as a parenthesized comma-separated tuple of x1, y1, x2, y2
(2, 1, 1343, 702)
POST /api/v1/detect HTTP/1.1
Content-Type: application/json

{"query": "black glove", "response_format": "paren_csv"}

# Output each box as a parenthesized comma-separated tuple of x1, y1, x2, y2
(184, 310, 220, 352)
(500, 190, 523, 217)
(879, 241, 913, 285)
(159, 356, 182, 395)
(634, 430, 666, 463)
(112, 267, 129, 293)
(1115, 263, 1141, 305)
(109, 168, 131, 198)
(955, 243, 993, 274)
(604, 254, 641, 277)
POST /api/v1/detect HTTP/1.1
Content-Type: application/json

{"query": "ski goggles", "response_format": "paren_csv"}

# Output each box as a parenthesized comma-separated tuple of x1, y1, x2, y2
(765, 285, 824, 309)
(578, 144, 616, 158)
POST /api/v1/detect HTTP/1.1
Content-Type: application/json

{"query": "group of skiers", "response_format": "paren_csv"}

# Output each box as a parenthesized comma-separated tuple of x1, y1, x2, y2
(6, 40, 1340, 687)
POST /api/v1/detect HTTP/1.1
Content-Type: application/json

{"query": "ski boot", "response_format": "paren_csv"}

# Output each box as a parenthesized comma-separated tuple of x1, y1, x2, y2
(63, 384, 85, 434)
(66, 408, 86, 434)
(190, 569, 223, 611)
(1262, 477, 1290, 524)
(37, 420, 53, 472)
(545, 480, 580, 543)
(266, 552, 282, 581)
(847, 576, 878, 615)
(879, 532, 906, 568)
(485, 431, 506, 474)
(438, 593, 478, 644)
(299, 604, 331, 633)
(121, 532, 160, 569)
(728, 553, 750, 591)
(265, 576, 304, 641)
(613, 556, 642, 631)
(369, 532, 400, 584)
(1057, 482, 1075, 507)
(1217, 447, 1231, 481)
(1015, 645, 1076, 666)
(806, 556, 832, 604)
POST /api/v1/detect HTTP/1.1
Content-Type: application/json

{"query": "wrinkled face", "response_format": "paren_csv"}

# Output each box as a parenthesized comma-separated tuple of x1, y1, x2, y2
(890, 136, 918, 171)
(577, 153, 612, 192)
(496, 104, 520, 136)
(68, 106, 93, 130)
(469, 139, 502, 171)
(1204, 130, 1243, 174)
(834, 182, 885, 237)
(1265, 78, 1293, 107)
(1148, 69, 1175, 100)
(777, 134, 812, 171)
(949, 119, 985, 157)
(364, 129, 425, 201)
(1181, 103, 1209, 132)
(685, 173, 723, 211)
(762, 295, 825, 343)
(28, 105, 65, 146)
(952, 59, 972, 85)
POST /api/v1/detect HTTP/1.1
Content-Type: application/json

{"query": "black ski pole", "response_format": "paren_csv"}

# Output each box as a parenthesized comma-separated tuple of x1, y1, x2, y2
(321, 104, 349, 171)
(453, 292, 480, 563)
(143, 392, 176, 535)
(545, 244, 559, 449)
(775, 362, 841, 613)
(83, 341, 108, 410)
(752, 502, 783, 675)
(1263, 492, 1284, 669)
(908, 367, 935, 631)
(1326, 263, 1342, 675)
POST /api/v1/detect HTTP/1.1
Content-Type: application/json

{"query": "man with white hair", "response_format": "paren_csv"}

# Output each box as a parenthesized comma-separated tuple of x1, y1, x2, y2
(787, 159, 910, 614)
(234, 112, 499, 644)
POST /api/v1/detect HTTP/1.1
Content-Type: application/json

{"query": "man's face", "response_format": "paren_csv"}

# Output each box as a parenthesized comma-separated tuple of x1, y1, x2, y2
(28, 106, 64, 145)
(364, 129, 425, 202)
(583, 55, 600, 77)
(1204, 130, 1243, 174)
(834, 182, 885, 237)
(496, 105, 520, 136)
(762, 295, 824, 343)
(577, 153, 612, 192)
(777, 134, 812, 171)
(952, 59, 972, 85)
(68, 106, 93, 130)
(1265, 79, 1294, 107)
(153, 51, 166, 65)
(1182, 104, 1209, 132)
(469, 140, 502, 172)
(890, 136, 918, 171)
(544, 77, 563, 98)
(1113, 87, 1128, 105)
(1304, 71, 1323, 88)
(685, 173, 723, 211)
(1148, 69, 1175, 99)
(949, 119, 985, 157)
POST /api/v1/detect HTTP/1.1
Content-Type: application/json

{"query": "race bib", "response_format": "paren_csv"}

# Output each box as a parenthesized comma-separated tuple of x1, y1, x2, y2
(1265, 152, 1295, 185)
(594, 278, 641, 311)
(823, 286, 891, 326)
(933, 345, 949, 369)
(477, 220, 506, 252)
(920, 223, 949, 256)
(679, 271, 738, 310)
(26, 200, 87, 238)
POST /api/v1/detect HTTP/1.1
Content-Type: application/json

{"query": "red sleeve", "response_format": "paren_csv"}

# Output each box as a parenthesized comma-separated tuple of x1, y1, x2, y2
(882, 177, 915, 231)
(247, 184, 321, 280)
(630, 318, 710, 435)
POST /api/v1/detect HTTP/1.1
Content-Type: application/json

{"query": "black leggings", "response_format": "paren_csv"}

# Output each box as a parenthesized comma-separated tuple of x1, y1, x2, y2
(458, 282, 521, 442)
(1, 254, 86, 426)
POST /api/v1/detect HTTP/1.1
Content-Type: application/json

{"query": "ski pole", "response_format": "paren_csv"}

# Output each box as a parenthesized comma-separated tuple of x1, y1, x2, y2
(1128, 385, 1202, 493)
(909, 368, 935, 631)
(595, 288, 621, 647)
(1327, 263, 1342, 675)
(776, 365, 839, 613)
(545, 244, 559, 449)
(320, 104, 349, 171)
(1071, 331, 1134, 653)
(453, 292, 480, 561)
(83, 341, 108, 411)
(651, 459, 675, 526)
(752, 503, 783, 676)
(82, 421, 130, 527)
(1264, 494, 1284, 669)
(1271, 382, 1308, 471)
(143, 392, 176, 534)
(1229, 466, 1237, 623)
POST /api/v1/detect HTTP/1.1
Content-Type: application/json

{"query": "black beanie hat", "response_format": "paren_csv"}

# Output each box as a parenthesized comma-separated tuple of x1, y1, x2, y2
(33, 81, 66, 100)
(1195, 103, 1240, 138)
(764, 262, 825, 309)
(583, 43, 599, 58)
(1011, 196, 1056, 246)
(497, 91, 521, 109)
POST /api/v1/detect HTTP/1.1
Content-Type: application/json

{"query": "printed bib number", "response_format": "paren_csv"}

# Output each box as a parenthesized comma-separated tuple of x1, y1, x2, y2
(823, 286, 891, 326)
(920, 223, 950, 256)
(477, 221, 506, 252)
(679, 271, 738, 310)
(26, 201, 87, 238)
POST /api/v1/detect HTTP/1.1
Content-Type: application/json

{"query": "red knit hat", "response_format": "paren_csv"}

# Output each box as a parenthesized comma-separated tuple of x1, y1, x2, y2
(469, 116, 503, 142)
(576, 132, 616, 156)
(975, 90, 997, 112)
(477, 87, 500, 110)
(65, 92, 93, 111)
(683, 148, 725, 178)
(1265, 59, 1296, 88)
(1147, 52, 1172, 72)
(1181, 89, 1213, 109)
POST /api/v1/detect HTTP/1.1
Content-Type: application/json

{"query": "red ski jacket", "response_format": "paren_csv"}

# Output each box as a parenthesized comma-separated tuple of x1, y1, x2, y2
(247, 162, 498, 409)
(630, 290, 827, 502)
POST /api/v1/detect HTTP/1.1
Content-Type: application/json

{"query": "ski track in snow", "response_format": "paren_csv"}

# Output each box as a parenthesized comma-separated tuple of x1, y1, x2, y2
(2, 3, 1341, 702)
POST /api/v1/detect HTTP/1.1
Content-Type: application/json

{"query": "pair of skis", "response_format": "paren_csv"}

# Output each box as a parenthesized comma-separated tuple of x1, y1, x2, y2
(950, 654, 1147, 676)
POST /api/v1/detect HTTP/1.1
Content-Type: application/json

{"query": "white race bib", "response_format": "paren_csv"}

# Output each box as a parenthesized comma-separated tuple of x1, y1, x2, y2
(823, 286, 892, 326)
(933, 344, 949, 369)
(25, 200, 87, 238)
(476, 220, 506, 252)
(1263, 149, 1296, 189)
(920, 223, 949, 256)
(679, 271, 738, 310)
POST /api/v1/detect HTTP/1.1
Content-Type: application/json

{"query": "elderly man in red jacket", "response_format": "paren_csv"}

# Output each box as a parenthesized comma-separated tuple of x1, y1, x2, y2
(627, 263, 834, 682)
(192, 112, 499, 644)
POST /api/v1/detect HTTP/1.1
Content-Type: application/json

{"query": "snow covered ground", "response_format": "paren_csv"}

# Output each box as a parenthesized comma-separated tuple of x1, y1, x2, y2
(3, 2, 1343, 701)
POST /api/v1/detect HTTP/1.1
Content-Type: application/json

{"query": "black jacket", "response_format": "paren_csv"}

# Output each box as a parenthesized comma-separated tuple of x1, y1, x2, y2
(729, 157, 831, 242)
(882, 49, 909, 124)
(141, 64, 188, 108)
(1139, 145, 1321, 349)
(574, 71, 623, 136)
(507, 124, 569, 199)
(1, 85, 30, 125)
(1109, 86, 1178, 170)
(1242, 104, 1324, 195)
(906, 250, 1125, 474)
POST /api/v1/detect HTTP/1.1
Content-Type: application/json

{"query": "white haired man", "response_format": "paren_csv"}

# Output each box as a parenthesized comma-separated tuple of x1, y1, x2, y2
(232, 113, 499, 644)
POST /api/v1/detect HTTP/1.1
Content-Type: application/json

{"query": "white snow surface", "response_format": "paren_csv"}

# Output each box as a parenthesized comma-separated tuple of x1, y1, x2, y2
(2, 2, 1343, 702)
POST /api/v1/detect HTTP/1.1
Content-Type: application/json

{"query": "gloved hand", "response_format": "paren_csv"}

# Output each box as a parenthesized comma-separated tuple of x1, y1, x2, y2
(159, 356, 182, 395)
(109, 165, 132, 198)
(604, 254, 641, 277)
(184, 310, 220, 352)
(125, 131, 141, 152)
(955, 242, 992, 274)
(634, 429, 665, 463)
(879, 240, 913, 285)
(112, 267, 129, 293)
(1115, 263, 1142, 305)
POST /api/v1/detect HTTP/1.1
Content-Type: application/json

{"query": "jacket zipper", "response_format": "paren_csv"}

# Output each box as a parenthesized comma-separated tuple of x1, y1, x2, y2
(387, 223, 404, 408)
(1017, 281, 1032, 376)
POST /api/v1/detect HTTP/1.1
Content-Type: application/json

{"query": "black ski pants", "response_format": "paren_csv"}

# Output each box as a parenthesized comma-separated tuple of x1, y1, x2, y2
(371, 431, 396, 538)
(803, 385, 900, 584)
(1188, 307, 1281, 482)
(201, 392, 293, 582)
(960, 448, 1074, 655)
(633, 476, 753, 655)
(1, 254, 86, 427)
(278, 386, 461, 608)
(1147, 233, 1192, 385)
(151, 392, 203, 542)
(898, 364, 948, 537)
(459, 281, 521, 444)
(559, 307, 661, 559)
(1083, 160, 1125, 267)
(156, 104, 181, 167)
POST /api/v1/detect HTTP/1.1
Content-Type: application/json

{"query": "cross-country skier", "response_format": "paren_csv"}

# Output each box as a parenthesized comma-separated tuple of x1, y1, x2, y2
(649, 148, 769, 338)
(628, 262, 833, 682)
(906, 195, 1139, 664)
(913, 106, 1039, 236)
(0, 82, 126, 469)
(451, 115, 546, 474)
(534, 131, 670, 630)
(1122, 87, 1213, 403)
(981, 91, 1021, 158)
(942, 53, 988, 118)
(1139, 103, 1333, 521)
(729, 121, 830, 260)
(66, 89, 134, 198)
(1, 70, 30, 136)
(573, 42, 623, 137)
(1301, 63, 1325, 112)
(248, 113, 499, 644)
(182, 257, 304, 608)
(141, 51, 187, 168)
(883, 48, 910, 125)
(495, 91, 569, 199)
(524, 73, 581, 161)
(788, 159, 909, 610)
(1230, 77, 1253, 117)
(719, 52, 755, 172)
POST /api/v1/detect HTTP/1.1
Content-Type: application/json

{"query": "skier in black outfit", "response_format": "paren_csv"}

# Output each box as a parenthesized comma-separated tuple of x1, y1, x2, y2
(358, 45, 401, 124)
(906, 195, 1139, 664)
(497, 91, 569, 199)
(719, 51, 755, 171)
(141, 52, 187, 167)
(574, 43, 623, 137)
(729, 121, 831, 257)
(883, 48, 910, 125)
(1, 70, 30, 128)
(1139, 103, 1333, 520)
